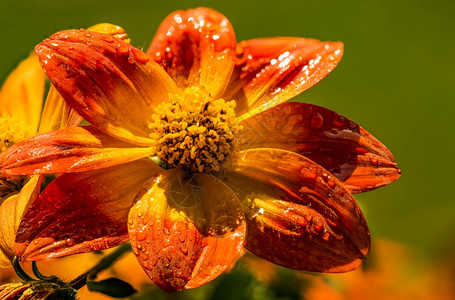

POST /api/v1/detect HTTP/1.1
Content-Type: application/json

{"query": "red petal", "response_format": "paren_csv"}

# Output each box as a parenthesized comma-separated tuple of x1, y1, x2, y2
(223, 37, 343, 117)
(128, 169, 245, 291)
(238, 102, 400, 193)
(15, 159, 160, 260)
(35, 29, 177, 146)
(147, 8, 236, 97)
(0, 126, 154, 175)
(223, 149, 370, 272)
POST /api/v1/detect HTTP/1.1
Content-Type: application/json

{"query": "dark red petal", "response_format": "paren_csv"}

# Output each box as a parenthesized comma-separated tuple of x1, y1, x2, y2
(223, 37, 343, 117)
(15, 159, 160, 261)
(147, 7, 236, 97)
(35, 29, 177, 146)
(128, 169, 245, 291)
(0, 126, 154, 175)
(223, 149, 370, 272)
(238, 102, 400, 193)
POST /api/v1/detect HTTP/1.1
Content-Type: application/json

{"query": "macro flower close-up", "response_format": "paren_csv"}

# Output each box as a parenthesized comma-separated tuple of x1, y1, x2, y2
(0, 7, 401, 293)
(0, 52, 66, 269)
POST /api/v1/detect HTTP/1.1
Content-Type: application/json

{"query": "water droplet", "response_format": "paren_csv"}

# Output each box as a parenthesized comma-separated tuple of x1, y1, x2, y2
(66, 238, 75, 247)
(116, 45, 129, 56)
(327, 180, 336, 189)
(84, 32, 92, 38)
(141, 253, 149, 261)
(322, 232, 330, 241)
(103, 35, 114, 43)
(313, 219, 323, 231)
(163, 228, 170, 235)
(150, 257, 158, 267)
(180, 246, 188, 255)
(321, 172, 329, 181)
(304, 214, 313, 222)
(137, 231, 148, 241)
(131, 48, 150, 63)
(174, 262, 182, 269)
(349, 121, 357, 129)
(356, 207, 362, 216)
(369, 156, 378, 165)
(310, 112, 323, 130)
(332, 113, 345, 126)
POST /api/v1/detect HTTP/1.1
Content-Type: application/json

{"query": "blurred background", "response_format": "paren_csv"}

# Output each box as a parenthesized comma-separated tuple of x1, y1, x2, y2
(1, 0, 454, 299)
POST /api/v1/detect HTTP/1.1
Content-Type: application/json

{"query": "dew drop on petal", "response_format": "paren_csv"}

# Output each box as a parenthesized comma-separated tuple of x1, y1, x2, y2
(332, 113, 345, 126)
(131, 48, 149, 63)
(310, 113, 324, 130)
(137, 231, 148, 241)
(103, 35, 114, 43)
(313, 219, 323, 231)
(369, 156, 378, 165)
(116, 45, 129, 56)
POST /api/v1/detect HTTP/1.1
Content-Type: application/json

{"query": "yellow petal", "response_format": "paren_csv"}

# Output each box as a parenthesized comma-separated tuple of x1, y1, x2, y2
(0, 54, 45, 133)
(0, 175, 42, 267)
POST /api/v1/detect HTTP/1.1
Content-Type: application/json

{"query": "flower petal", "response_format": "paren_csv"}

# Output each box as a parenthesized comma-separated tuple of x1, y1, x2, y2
(38, 86, 82, 133)
(0, 53, 45, 132)
(223, 37, 343, 118)
(148, 7, 236, 97)
(0, 126, 154, 175)
(0, 175, 42, 267)
(35, 29, 177, 146)
(15, 159, 160, 261)
(223, 149, 370, 272)
(128, 169, 245, 291)
(39, 24, 132, 133)
(238, 102, 400, 193)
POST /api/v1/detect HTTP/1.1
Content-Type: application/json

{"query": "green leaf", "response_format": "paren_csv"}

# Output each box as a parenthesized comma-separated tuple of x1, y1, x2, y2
(87, 278, 137, 298)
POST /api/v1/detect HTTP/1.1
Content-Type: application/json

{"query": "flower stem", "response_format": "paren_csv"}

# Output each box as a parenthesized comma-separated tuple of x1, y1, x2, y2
(69, 242, 132, 290)
(12, 256, 35, 281)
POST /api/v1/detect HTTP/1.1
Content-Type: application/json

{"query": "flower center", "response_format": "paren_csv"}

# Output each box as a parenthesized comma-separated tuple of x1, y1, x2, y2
(148, 87, 239, 173)
(0, 116, 33, 200)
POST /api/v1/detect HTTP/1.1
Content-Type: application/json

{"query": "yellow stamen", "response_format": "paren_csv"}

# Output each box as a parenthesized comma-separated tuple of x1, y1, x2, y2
(0, 116, 33, 199)
(0, 116, 33, 153)
(149, 87, 239, 173)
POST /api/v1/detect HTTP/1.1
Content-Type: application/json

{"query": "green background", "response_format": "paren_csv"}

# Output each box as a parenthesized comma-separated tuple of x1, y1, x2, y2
(1, 0, 454, 296)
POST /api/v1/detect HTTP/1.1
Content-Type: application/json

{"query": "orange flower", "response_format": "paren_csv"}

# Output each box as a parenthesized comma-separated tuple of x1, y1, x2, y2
(0, 8, 399, 291)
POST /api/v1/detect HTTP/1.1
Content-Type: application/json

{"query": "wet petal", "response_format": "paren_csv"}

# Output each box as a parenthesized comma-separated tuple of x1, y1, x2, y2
(15, 159, 160, 261)
(128, 169, 245, 291)
(0, 175, 42, 267)
(0, 126, 154, 175)
(35, 29, 177, 146)
(148, 8, 236, 97)
(223, 37, 343, 118)
(0, 53, 45, 132)
(238, 102, 400, 193)
(38, 24, 130, 133)
(223, 149, 370, 272)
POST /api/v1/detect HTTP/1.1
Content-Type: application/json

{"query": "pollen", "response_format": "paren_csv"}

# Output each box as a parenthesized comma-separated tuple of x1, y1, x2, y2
(148, 87, 239, 173)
